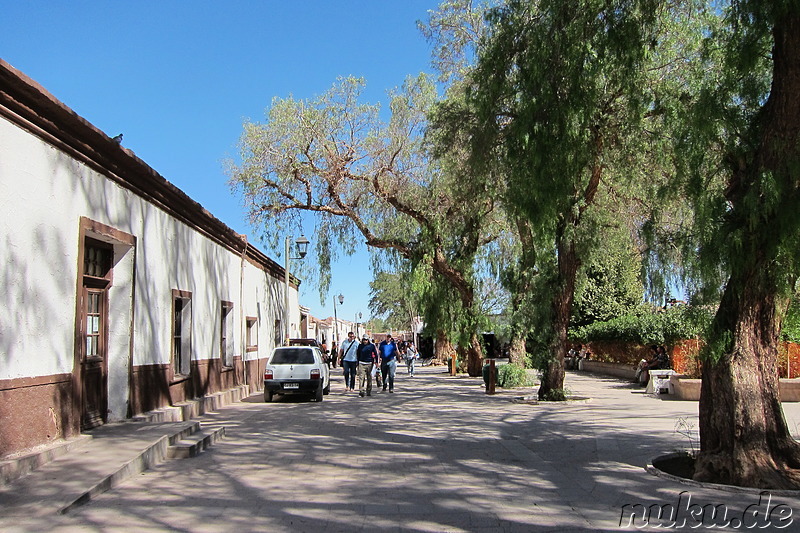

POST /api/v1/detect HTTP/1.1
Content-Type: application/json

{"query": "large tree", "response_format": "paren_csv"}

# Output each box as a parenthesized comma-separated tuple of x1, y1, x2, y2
(466, 0, 662, 399)
(667, 1, 800, 488)
(227, 74, 500, 376)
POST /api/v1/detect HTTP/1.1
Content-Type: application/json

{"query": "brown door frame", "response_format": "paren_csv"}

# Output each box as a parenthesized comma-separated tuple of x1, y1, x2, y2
(73, 217, 136, 431)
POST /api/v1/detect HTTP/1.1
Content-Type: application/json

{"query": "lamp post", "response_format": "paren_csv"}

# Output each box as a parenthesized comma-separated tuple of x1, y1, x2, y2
(333, 293, 344, 346)
(355, 312, 362, 337)
(284, 235, 309, 345)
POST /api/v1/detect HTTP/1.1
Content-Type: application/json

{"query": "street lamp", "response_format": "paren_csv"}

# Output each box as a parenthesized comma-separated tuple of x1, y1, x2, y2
(333, 293, 344, 346)
(284, 234, 309, 345)
(355, 312, 362, 337)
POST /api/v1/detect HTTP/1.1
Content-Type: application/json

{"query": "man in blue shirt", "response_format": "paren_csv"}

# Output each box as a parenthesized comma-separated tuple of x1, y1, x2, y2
(379, 334, 400, 393)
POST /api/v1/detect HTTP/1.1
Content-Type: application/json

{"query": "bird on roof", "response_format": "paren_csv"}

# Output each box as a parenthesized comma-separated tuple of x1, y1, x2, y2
(112, 133, 123, 144)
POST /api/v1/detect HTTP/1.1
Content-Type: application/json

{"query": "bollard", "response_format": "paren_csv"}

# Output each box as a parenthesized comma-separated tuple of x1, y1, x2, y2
(487, 358, 496, 395)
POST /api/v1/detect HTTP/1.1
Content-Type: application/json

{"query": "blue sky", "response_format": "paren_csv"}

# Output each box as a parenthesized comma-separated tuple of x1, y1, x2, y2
(2, 0, 440, 323)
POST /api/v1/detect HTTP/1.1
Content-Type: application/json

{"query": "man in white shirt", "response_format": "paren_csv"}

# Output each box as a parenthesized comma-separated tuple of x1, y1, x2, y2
(338, 332, 359, 392)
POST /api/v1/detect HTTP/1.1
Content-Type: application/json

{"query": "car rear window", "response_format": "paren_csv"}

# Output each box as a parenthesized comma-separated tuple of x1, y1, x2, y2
(270, 348, 315, 364)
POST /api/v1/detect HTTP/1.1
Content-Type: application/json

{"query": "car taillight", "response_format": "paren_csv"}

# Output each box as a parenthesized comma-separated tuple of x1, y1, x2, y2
(264, 369, 273, 380)
(310, 369, 320, 380)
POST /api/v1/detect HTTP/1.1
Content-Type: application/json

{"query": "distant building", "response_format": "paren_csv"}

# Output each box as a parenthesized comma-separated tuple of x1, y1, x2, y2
(0, 60, 301, 457)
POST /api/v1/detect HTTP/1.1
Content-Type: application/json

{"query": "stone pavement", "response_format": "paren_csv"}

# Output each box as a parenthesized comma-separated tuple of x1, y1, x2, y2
(2, 366, 800, 532)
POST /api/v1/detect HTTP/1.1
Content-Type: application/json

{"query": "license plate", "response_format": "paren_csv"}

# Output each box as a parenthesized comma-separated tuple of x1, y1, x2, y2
(283, 383, 299, 389)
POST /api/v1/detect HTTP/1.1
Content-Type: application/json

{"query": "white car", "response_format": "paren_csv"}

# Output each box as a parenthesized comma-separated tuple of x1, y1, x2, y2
(263, 346, 330, 402)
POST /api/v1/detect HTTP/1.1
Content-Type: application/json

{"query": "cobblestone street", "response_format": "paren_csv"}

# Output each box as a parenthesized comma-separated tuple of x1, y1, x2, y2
(4, 367, 800, 532)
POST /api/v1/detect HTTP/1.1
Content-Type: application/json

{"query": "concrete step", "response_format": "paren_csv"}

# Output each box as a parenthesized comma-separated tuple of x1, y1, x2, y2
(167, 426, 226, 459)
(131, 384, 250, 423)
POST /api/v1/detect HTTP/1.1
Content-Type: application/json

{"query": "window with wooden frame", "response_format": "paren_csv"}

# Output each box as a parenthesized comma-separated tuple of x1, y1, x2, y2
(274, 319, 282, 348)
(246, 316, 258, 352)
(172, 290, 192, 377)
(82, 238, 113, 362)
(221, 301, 234, 367)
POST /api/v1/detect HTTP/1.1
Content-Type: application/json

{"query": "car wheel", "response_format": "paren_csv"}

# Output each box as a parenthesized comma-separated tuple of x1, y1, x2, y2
(315, 385, 324, 402)
(265, 390, 274, 402)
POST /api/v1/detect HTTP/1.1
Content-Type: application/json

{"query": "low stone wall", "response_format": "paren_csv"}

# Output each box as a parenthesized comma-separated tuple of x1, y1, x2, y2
(669, 375, 800, 402)
(782, 379, 800, 402)
(578, 360, 636, 380)
(669, 375, 701, 401)
(581, 339, 800, 379)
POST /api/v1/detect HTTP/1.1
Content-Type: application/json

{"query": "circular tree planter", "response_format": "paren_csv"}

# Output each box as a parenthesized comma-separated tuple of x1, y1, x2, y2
(511, 395, 592, 405)
(648, 451, 800, 496)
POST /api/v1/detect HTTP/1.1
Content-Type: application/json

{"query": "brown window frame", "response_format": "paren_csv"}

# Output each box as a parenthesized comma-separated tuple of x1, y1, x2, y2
(81, 238, 113, 363)
(221, 300, 234, 368)
(171, 289, 192, 380)
(274, 319, 282, 348)
(246, 316, 258, 353)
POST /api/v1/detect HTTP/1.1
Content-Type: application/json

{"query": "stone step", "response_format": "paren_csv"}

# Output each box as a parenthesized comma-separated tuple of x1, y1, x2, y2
(167, 426, 226, 459)
(0, 384, 248, 489)
(132, 384, 250, 423)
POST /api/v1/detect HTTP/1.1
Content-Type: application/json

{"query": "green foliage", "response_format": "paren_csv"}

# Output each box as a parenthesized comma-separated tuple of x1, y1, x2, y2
(570, 305, 712, 346)
(367, 317, 389, 333)
(782, 299, 800, 344)
(368, 270, 419, 331)
(417, 0, 495, 86)
(572, 223, 645, 327)
(496, 363, 532, 388)
(226, 75, 431, 303)
(541, 388, 571, 402)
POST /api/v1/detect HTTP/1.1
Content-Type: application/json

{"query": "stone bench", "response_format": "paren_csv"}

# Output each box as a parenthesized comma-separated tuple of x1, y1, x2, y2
(645, 369, 677, 395)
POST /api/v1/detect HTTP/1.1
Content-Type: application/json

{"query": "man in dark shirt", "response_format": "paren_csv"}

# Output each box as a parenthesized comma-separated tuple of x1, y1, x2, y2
(356, 334, 378, 397)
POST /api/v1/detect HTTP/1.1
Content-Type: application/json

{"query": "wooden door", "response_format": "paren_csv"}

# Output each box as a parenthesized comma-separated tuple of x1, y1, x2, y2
(80, 240, 112, 430)
(81, 287, 108, 429)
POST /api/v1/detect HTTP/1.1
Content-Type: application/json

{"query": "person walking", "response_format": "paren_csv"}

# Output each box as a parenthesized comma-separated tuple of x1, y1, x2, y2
(356, 334, 378, 397)
(379, 334, 400, 393)
(338, 332, 359, 392)
(405, 341, 418, 377)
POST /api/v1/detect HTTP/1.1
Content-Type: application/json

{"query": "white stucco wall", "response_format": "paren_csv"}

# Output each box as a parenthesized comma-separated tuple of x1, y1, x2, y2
(241, 258, 285, 360)
(0, 112, 296, 419)
(1, 116, 84, 379)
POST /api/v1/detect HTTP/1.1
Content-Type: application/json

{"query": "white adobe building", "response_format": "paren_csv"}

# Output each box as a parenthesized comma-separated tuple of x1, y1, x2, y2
(0, 60, 302, 457)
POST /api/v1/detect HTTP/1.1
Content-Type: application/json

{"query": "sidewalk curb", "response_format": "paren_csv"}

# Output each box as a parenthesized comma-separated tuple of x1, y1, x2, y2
(59, 434, 171, 514)
(0, 435, 93, 486)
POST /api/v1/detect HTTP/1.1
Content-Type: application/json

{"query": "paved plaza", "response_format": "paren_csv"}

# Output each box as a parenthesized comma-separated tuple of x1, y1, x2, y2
(3, 366, 800, 532)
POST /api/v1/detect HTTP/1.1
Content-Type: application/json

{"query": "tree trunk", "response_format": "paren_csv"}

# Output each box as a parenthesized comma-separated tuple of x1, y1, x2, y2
(507, 217, 536, 368)
(694, 10, 800, 489)
(435, 330, 456, 369)
(538, 233, 579, 400)
(695, 268, 800, 489)
(508, 335, 527, 364)
(467, 331, 484, 376)
(431, 251, 484, 376)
